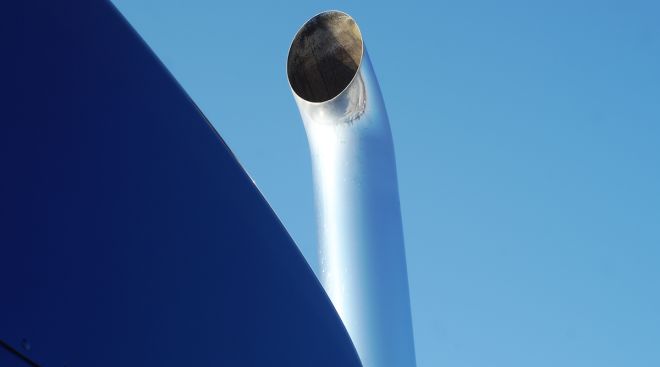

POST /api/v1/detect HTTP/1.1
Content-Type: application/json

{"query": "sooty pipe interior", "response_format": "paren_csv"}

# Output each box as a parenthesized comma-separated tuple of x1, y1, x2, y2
(287, 11, 363, 103)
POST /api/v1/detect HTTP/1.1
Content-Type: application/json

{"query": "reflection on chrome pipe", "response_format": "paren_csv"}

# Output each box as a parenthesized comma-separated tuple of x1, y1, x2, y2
(287, 11, 416, 367)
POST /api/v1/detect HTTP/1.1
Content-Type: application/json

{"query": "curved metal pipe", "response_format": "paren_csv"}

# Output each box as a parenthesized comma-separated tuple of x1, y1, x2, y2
(287, 11, 416, 367)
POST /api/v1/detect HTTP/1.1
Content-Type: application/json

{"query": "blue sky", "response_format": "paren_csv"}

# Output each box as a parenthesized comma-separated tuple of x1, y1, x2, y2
(111, 1, 660, 365)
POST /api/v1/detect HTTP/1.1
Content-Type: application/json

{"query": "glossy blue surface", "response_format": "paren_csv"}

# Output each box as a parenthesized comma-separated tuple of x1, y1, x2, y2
(0, 1, 360, 365)
(0, 340, 34, 367)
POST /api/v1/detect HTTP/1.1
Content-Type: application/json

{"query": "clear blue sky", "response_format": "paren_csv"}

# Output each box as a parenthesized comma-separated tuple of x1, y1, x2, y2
(111, 1, 660, 365)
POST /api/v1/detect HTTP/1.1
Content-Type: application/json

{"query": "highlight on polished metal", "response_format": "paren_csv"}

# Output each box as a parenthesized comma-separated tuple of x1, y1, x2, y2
(287, 11, 417, 367)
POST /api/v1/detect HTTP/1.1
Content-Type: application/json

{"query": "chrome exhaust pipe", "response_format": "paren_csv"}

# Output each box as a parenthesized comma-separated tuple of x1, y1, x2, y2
(287, 11, 416, 367)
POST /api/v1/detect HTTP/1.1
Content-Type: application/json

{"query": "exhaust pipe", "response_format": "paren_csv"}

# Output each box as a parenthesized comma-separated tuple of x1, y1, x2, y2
(287, 11, 416, 367)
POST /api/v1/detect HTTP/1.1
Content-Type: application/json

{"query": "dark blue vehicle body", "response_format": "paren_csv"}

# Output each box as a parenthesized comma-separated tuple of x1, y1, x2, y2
(0, 1, 360, 365)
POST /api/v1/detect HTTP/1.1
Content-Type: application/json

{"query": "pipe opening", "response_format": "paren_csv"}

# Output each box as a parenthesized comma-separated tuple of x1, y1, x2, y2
(287, 11, 363, 103)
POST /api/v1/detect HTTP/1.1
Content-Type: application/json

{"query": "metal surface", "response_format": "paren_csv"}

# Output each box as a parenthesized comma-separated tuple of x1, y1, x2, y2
(0, 1, 361, 366)
(287, 11, 417, 367)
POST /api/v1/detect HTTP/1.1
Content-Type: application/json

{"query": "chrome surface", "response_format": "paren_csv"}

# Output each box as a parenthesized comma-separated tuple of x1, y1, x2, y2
(288, 11, 417, 367)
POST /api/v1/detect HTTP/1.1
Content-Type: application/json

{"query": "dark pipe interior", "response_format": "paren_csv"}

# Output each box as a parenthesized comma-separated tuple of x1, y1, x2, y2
(287, 11, 363, 103)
